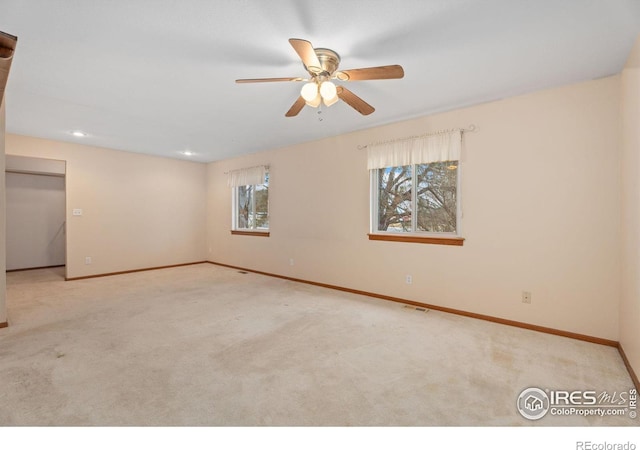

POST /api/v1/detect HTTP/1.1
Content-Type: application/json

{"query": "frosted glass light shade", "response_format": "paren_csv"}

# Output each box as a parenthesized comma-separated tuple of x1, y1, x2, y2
(301, 82, 319, 102)
(323, 94, 339, 107)
(305, 93, 321, 107)
(319, 81, 337, 100)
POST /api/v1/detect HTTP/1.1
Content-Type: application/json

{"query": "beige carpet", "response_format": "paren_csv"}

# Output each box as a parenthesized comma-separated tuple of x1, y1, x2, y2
(0, 263, 635, 426)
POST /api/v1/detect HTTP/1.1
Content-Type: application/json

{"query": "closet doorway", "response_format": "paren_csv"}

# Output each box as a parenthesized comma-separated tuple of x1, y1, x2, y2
(5, 155, 66, 276)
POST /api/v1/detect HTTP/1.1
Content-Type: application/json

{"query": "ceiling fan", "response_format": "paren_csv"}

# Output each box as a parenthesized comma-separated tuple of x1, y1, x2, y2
(236, 38, 404, 117)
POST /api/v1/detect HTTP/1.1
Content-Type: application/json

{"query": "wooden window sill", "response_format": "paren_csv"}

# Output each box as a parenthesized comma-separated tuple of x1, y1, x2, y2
(368, 233, 464, 246)
(231, 230, 270, 237)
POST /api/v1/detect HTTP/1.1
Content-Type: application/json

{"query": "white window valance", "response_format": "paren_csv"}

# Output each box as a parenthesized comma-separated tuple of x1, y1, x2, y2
(227, 165, 268, 187)
(366, 129, 462, 170)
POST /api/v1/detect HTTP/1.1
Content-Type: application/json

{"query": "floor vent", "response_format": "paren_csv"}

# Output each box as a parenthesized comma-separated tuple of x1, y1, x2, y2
(403, 305, 429, 313)
(237, 271, 248, 274)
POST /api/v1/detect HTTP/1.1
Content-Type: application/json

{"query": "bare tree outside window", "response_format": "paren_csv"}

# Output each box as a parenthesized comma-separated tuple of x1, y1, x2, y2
(236, 185, 252, 229)
(378, 166, 412, 232)
(377, 161, 457, 233)
(254, 182, 269, 228)
(234, 173, 269, 230)
(416, 162, 457, 232)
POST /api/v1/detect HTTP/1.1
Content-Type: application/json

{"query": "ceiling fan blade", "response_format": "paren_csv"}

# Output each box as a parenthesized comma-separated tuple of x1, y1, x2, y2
(335, 65, 404, 81)
(285, 96, 306, 117)
(236, 77, 304, 83)
(289, 38, 322, 74)
(336, 86, 375, 115)
(0, 30, 17, 104)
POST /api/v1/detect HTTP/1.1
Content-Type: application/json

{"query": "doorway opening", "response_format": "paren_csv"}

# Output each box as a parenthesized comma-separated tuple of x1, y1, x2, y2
(5, 155, 67, 279)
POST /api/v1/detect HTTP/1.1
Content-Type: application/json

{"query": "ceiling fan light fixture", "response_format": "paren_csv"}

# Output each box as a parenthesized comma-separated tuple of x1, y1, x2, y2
(301, 82, 319, 102)
(319, 81, 337, 101)
(238, 38, 404, 117)
(305, 93, 321, 108)
(323, 94, 339, 107)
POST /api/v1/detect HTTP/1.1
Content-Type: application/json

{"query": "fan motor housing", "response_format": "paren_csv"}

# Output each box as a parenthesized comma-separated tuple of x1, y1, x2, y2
(307, 48, 341, 76)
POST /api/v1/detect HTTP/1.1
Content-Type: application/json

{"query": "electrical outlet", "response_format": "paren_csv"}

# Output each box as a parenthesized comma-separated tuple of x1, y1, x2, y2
(289, 258, 294, 266)
(406, 275, 413, 285)
(85, 256, 92, 265)
(522, 291, 532, 304)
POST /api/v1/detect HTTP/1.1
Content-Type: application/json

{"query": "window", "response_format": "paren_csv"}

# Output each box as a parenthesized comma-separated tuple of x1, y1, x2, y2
(367, 129, 463, 245)
(229, 166, 269, 235)
(374, 161, 459, 234)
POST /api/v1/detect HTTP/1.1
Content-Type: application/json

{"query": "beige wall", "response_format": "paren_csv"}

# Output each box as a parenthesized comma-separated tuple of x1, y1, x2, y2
(0, 100, 6, 324)
(207, 75, 622, 341)
(6, 135, 207, 278)
(620, 36, 640, 379)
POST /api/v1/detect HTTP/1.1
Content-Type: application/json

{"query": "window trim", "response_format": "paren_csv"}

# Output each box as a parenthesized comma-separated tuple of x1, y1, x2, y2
(367, 233, 464, 246)
(370, 161, 463, 244)
(231, 230, 270, 237)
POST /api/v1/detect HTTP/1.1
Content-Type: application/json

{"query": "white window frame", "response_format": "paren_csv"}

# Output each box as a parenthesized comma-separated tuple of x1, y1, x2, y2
(370, 161, 462, 238)
(231, 172, 269, 232)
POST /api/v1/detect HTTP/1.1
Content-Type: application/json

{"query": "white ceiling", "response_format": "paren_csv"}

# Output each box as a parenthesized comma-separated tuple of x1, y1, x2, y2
(1, 0, 639, 163)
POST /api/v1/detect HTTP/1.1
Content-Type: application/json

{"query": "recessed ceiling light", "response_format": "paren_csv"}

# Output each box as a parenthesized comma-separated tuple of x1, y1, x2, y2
(71, 130, 87, 137)
(182, 150, 195, 156)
